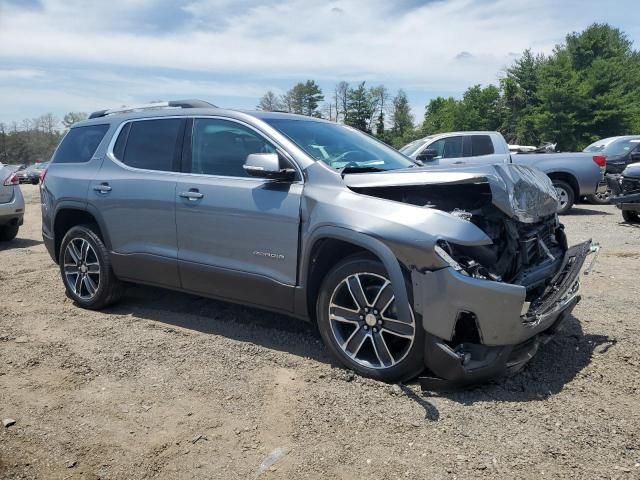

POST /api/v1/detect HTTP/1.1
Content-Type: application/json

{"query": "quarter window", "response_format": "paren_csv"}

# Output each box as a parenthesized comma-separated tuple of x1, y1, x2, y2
(191, 118, 277, 177)
(119, 119, 183, 171)
(52, 124, 110, 164)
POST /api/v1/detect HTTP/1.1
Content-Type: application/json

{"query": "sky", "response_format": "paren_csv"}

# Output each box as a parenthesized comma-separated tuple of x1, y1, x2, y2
(0, 0, 638, 125)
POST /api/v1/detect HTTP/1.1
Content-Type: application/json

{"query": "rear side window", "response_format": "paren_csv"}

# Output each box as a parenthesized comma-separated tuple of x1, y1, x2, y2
(470, 135, 494, 156)
(52, 124, 109, 163)
(119, 119, 183, 171)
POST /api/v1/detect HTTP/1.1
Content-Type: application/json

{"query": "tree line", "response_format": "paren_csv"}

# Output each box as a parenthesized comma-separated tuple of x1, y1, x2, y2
(2, 23, 638, 166)
(257, 23, 640, 151)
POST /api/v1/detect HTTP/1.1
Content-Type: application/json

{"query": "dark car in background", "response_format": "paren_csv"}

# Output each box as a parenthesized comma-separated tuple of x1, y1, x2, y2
(16, 162, 49, 185)
(607, 155, 640, 223)
(586, 136, 640, 204)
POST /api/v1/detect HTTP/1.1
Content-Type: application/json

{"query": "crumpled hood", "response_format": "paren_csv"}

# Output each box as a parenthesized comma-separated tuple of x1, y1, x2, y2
(343, 163, 559, 223)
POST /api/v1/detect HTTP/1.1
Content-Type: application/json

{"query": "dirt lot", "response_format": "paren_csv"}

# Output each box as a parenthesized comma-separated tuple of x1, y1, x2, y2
(1, 185, 639, 479)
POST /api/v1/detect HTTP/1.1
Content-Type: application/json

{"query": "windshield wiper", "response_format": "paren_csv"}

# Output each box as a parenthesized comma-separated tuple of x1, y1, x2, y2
(339, 165, 385, 177)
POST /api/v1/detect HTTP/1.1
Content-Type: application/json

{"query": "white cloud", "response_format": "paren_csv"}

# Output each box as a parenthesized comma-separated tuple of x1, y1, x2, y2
(0, 0, 637, 122)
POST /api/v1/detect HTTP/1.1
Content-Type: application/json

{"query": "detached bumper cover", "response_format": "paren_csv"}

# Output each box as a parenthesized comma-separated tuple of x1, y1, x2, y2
(412, 240, 594, 389)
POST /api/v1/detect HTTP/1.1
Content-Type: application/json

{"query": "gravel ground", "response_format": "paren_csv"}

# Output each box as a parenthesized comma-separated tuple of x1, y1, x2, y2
(1, 185, 639, 479)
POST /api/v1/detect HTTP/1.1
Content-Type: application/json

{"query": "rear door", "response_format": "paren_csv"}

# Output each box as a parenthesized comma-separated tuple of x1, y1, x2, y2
(175, 116, 302, 311)
(89, 117, 185, 288)
(463, 134, 508, 165)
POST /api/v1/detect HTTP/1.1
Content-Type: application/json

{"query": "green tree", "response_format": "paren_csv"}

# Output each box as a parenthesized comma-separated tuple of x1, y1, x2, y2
(281, 80, 324, 117)
(344, 82, 374, 132)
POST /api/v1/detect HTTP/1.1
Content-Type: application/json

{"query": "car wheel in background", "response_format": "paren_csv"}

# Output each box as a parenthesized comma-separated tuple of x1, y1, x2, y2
(316, 254, 425, 383)
(553, 180, 575, 214)
(622, 210, 640, 223)
(59, 225, 123, 310)
(0, 224, 19, 242)
(587, 191, 611, 205)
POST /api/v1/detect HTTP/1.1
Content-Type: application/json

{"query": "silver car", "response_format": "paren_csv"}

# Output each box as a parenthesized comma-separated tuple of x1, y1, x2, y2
(0, 163, 25, 241)
(41, 100, 596, 386)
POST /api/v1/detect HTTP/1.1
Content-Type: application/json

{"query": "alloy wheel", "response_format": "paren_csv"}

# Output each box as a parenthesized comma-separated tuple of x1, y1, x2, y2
(555, 186, 569, 209)
(63, 238, 101, 300)
(328, 272, 415, 369)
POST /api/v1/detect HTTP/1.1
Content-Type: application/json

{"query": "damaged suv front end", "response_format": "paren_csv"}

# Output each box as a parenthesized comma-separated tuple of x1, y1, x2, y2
(337, 163, 596, 388)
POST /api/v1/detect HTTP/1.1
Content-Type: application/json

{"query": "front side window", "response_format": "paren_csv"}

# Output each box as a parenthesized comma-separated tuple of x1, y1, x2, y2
(428, 136, 463, 159)
(119, 118, 183, 171)
(52, 124, 109, 164)
(191, 118, 277, 177)
(265, 118, 416, 172)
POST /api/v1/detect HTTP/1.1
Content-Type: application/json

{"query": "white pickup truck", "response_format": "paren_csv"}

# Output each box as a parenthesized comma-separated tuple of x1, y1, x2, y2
(401, 131, 605, 213)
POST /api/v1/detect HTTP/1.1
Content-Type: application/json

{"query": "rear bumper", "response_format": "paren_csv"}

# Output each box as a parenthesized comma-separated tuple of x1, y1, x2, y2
(412, 240, 593, 389)
(0, 188, 25, 226)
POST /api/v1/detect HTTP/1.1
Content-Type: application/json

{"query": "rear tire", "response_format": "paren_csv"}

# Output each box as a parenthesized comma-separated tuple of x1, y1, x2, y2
(316, 254, 425, 383)
(622, 209, 640, 223)
(587, 191, 611, 205)
(59, 225, 123, 310)
(0, 224, 19, 242)
(552, 180, 575, 214)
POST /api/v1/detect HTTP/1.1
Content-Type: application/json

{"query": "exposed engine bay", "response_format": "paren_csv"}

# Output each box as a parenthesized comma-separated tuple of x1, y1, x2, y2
(349, 180, 566, 301)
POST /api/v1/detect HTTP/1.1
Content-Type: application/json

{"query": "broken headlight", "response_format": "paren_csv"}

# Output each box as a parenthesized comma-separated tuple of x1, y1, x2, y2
(435, 240, 501, 281)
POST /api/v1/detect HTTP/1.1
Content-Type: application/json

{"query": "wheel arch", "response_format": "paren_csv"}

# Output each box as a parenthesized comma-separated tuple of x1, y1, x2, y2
(53, 206, 110, 263)
(546, 171, 579, 199)
(300, 227, 412, 325)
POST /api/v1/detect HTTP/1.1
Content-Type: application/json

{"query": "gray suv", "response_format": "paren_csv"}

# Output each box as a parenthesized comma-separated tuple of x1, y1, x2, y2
(41, 100, 595, 385)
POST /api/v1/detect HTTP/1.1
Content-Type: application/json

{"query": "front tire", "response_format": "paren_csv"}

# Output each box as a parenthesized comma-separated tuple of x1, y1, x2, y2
(622, 209, 640, 223)
(59, 225, 123, 310)
(0, 224, 19, 242)
(553, 180, 575, 214)
(316, 254, 424, 382)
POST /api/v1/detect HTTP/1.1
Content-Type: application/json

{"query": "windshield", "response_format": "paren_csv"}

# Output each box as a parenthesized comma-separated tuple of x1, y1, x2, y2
(603, 138, 640, 159)
(584, 137, 618, 153)
(264, 118, 416, 171)
(399, 138, 430, 157)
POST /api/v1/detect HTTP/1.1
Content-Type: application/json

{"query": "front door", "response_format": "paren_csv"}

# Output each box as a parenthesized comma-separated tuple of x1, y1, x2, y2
(421, 135, 465, 167)
(176, 117, 302, 312)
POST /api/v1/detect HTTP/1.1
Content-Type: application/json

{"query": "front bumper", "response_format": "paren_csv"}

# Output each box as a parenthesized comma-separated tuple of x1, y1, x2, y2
(412, 240, 594, 389)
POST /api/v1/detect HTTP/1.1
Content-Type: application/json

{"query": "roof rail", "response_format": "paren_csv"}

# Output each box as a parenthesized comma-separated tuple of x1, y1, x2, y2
(88, 99, 217, 119)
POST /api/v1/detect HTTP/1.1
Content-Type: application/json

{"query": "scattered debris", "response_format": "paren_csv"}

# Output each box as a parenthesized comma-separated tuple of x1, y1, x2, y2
(66, 460, 77, 468)
(256, 447, 289, 476)
(14, 337, 28, 344)
(3, 418, 16, 428)
(191, 434, 207, 444)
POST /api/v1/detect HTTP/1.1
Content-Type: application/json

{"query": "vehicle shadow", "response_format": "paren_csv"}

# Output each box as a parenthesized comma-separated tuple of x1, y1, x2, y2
(0, 237, 43, 251)
(425, 315, 612, 405)
(104, 286, 604, 412)
(565, 206, 613, 216)
(619, 221, 640, 228)
(106, 284, 332, 364)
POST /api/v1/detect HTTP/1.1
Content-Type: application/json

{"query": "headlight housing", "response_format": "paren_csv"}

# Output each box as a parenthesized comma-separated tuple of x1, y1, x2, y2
(435, 240, 501, 281)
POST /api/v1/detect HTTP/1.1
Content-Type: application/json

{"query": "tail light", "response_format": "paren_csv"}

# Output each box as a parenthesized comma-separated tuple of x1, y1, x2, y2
(592, 155, 606, 168)
(39, 168, 48, 184)
(3, 173, 19, 186)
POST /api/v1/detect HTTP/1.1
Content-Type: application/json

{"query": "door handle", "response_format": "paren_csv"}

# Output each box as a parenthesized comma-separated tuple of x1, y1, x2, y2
(179, 190, 204, 201)
(93, 183, 112, 193)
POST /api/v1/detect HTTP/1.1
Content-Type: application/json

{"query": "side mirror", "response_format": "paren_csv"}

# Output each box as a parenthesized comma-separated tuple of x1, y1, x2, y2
(630, 151, 640, 163)
(243, 153, 295, 181)
(416, 148, 438, 161)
